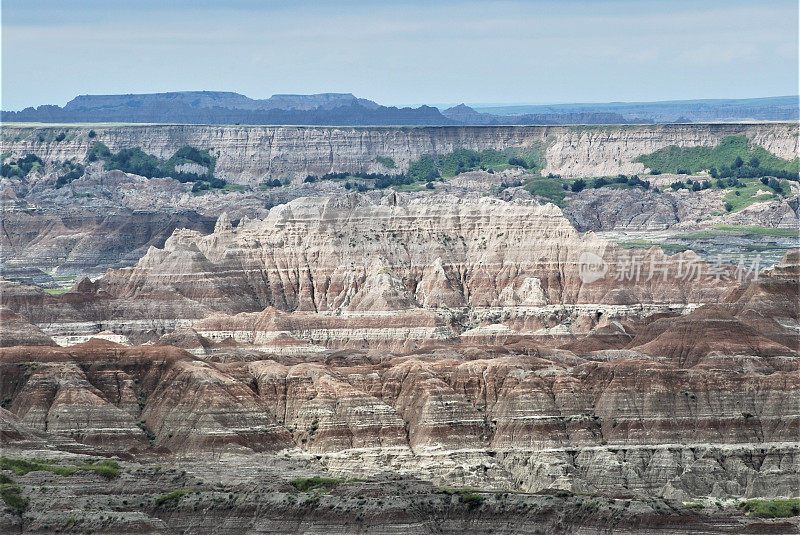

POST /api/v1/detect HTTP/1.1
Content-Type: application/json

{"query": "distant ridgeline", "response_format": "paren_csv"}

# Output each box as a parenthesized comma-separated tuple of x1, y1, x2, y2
(3, 91, 797, 125)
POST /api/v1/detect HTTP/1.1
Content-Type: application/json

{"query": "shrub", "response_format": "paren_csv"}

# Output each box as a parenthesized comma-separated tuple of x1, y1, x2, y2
(1, 154, 43, 178)
(628, 175, 650, 189)
(260, 178, 283, 189)
(289, 477, 343, 492)
(407, 154, 439, 182)
(171, 146, 215, 169)
(87, 142, 111, 162)
(459, 491, 485, 508)
(571, 179, 586, 192)
(209, 177, 226, 189)
(767, 177, 783, 193)
(55, 161, 85, 188)
(375, 156, 396, 169)
(88, 130, 96, 138)
(438, 487, 486, 508)
(55, 132, 66, 142)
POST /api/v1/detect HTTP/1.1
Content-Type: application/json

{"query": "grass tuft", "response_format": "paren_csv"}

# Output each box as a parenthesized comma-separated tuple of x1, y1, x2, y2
(738, 498, 800, 518)
(0, 457, 120, 479)
(155, 488, 194, 507)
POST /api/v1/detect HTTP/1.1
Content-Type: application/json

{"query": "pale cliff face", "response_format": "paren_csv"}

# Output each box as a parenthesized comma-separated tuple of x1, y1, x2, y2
(2, 123, 797, 184)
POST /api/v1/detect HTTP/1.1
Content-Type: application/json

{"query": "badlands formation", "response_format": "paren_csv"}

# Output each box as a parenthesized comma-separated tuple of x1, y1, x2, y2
(2, 123, 797, 184)
(1, 123, 799, 533)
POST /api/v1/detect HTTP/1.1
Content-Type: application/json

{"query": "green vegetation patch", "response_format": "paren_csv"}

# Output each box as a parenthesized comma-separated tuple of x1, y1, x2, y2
(87, 142, 226, 191)
(738, 498, 800, 518)
(0, 457, 120, 479)
(721, 180, 780, 212)
(0, 473, 28, 514)
(375, 156, 396, 169)
(56, 160, 85, 188)
(522, 177, 570, 207)
(635, 135, 799, 179)
(668, 173, 791, 212)
(413, 146, 545, 180)
(678, 225, 800, 240)
(306, 145, 545, 191)
(155, 488, 194, 507)
(1, 153, 43, 179)
(289, 476, 344, 492)
(259, 178, 287, 189)
(438, 487, 486, 508)
(590, 174, 651, 190)
(44, 288, 70, 295)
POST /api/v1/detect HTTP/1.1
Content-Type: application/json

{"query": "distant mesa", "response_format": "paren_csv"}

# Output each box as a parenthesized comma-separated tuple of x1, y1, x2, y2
(3, 91, 449, 126)
(3, 91, 796, 125)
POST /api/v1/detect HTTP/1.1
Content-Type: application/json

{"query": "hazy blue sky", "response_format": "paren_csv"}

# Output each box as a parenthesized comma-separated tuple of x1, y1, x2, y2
(2, 0, 797, 110)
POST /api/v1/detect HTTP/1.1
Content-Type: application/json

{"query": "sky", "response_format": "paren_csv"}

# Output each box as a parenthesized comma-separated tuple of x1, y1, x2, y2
(2, 0, 798, 110)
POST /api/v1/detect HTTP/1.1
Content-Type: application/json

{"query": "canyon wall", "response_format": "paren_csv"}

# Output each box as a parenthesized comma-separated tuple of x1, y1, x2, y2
(2, 123, 797, 185)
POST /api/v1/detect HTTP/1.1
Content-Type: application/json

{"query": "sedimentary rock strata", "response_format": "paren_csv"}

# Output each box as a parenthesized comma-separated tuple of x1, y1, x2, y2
(61, 194, 732, 347)
(1, 156, 797, 531)
(2, 123, 797, 184)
